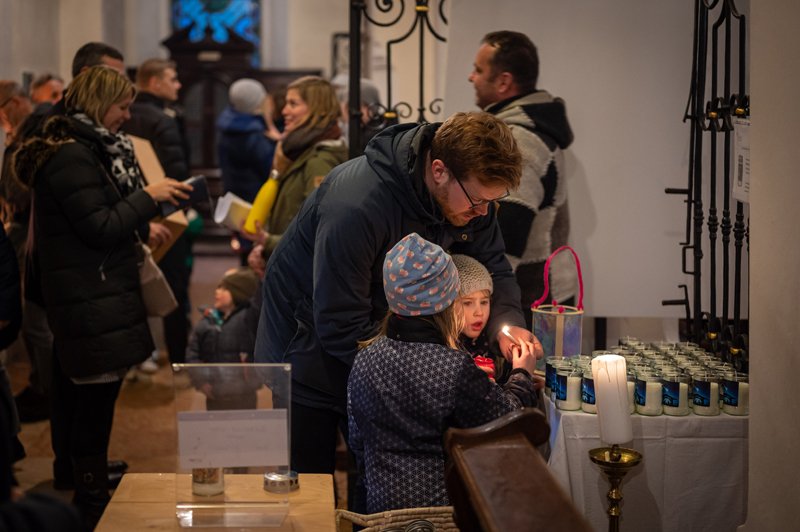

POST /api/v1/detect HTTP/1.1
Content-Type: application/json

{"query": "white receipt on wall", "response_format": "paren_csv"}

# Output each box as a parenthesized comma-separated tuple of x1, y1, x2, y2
(732, 117, 751, 204)
(177, 409, 288, 469)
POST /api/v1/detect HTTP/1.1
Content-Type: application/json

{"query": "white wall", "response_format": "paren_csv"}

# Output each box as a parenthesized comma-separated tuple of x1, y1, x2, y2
(284, 0, 347, 78)
(0, 0, 61, 81)
(446, 0, 713, 319)
(740, 1, 800, 528)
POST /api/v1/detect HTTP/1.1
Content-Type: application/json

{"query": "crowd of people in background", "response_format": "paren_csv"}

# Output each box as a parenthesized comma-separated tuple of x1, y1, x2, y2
(0, 28, 573, 530)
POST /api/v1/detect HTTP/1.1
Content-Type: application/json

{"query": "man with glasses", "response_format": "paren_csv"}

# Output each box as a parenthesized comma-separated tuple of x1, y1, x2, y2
(255, 111, 544, 484)
(470, 31, 577, 328)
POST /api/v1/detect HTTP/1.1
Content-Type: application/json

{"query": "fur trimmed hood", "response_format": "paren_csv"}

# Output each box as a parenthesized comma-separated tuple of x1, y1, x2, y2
(11, 115, 100, 188)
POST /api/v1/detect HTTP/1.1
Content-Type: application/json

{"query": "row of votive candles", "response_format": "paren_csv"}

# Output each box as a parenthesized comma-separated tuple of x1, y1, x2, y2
(544, 339, 749, 416)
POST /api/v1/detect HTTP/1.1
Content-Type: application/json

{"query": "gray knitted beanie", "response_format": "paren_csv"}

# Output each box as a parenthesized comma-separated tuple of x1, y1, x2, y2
(451, 254, 493, 296)
(229, 78, 266, 114)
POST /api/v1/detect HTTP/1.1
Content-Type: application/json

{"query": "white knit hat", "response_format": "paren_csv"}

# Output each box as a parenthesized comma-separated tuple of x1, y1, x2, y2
(451, 254, 493, 296)
(229, 78, 266, 114)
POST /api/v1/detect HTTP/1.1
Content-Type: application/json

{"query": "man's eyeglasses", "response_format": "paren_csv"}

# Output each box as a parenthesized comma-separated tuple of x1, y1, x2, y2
(0, 95, 14, 111)
(451, 171, 509, 208)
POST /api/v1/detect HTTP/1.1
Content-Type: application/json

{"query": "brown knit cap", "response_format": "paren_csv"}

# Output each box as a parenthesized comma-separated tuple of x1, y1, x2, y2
(219, 268, 259, 306)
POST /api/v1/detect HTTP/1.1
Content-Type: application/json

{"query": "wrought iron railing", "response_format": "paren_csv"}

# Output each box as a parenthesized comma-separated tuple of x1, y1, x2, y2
(347, 0, 448, 159)
(664, 0, 749, 370)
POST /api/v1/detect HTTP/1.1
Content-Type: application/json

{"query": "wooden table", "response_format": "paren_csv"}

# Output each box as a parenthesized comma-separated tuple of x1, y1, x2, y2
(96, 473, 336, 531)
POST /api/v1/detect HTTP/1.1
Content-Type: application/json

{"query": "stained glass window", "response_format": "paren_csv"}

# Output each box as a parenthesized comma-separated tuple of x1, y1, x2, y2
(172, 0, 261, 66)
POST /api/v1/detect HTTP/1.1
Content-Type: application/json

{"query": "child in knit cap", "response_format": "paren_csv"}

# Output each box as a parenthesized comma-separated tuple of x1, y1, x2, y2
(347, 233, 538, 514)
(186, 267, 262, 410)
(451, 254, 499, 380)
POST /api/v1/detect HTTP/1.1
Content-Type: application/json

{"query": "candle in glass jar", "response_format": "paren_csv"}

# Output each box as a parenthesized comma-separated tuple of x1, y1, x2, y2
(591, 355, 633, 444)
(662, 378, 690, 416)
(581, 370, 597, 414)
(722, 375, 749, 415)
(556, 373, 582, 411)
(627, 376, 635, 414)
(692, 378, 720, 416)
(634, 375, 663, 416)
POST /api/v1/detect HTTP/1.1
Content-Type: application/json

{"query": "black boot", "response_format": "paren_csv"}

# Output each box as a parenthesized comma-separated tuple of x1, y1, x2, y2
(72, 455, 110, 530)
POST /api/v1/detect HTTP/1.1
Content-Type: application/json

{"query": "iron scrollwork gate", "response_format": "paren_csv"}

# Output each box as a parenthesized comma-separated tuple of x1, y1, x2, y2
(347, 0, 448, 159)
(663, 0, 750, 370)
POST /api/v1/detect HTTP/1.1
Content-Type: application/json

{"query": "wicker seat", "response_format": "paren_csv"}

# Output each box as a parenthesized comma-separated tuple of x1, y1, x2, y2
(335, 506, 459, 531)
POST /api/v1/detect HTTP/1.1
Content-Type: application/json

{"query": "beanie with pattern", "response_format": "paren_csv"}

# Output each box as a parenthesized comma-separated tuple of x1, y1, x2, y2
(383, 233, 460, 316)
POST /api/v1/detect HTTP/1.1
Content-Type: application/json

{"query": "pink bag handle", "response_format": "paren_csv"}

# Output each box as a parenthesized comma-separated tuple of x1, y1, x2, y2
(531, 245, 584, 311)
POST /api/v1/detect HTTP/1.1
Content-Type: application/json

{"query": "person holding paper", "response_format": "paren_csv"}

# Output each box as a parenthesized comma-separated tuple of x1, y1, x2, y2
(348, 234, 537, 513)
(217, 78, 278, 264)
(123, 57, 193, 371)
(11, 66, 190, 529)
(242, 76, 347, 263)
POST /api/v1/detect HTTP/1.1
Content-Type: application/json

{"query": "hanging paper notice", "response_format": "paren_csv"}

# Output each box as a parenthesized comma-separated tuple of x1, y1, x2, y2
(177, 409, 288, 469)
(732, 117, 751, 204)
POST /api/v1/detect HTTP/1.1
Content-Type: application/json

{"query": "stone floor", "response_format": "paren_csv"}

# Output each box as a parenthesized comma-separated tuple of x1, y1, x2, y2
(6, 251, 349, 508)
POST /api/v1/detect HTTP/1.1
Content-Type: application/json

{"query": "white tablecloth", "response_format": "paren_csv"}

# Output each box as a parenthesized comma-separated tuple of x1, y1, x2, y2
(544, 397, 748, 532)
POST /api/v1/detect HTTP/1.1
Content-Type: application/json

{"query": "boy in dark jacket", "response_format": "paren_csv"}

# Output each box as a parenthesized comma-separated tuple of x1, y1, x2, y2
(186, 268, 261, 411)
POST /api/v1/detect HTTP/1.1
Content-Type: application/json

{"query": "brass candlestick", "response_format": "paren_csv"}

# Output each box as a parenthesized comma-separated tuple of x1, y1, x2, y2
(588, 444, 643, 532)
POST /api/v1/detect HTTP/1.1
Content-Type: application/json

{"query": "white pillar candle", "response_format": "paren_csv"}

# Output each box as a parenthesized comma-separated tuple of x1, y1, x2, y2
(591, 355, 633, 444)
(722, 381, 750, 415)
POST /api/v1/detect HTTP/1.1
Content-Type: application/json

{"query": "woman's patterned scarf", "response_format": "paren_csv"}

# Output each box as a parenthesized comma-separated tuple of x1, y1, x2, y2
(71, 112, 144, 196)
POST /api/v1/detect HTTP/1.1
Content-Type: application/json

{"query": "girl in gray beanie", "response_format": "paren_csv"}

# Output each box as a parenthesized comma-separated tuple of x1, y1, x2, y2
(451, 254, 499, 380)
(347, 234, 537, 514)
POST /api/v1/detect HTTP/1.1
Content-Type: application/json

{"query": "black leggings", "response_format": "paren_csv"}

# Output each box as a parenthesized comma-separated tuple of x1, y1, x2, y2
(50, 354, 122, 478)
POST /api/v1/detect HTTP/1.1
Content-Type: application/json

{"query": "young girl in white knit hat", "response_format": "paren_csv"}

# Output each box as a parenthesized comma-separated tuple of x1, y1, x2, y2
(347, 233, 538, 514)
(451, 254, 500, 380)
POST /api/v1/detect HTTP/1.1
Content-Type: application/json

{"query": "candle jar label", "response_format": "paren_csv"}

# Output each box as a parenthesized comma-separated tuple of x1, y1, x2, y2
(546, 362, 558, 394)
(556, 373, 568, 401)
(693, 380, 712, 406)
(581, 377, 596, 404)
(721, 380, 739, 406)
(662, 380, 682, 407)
(634, 379, 646, 406)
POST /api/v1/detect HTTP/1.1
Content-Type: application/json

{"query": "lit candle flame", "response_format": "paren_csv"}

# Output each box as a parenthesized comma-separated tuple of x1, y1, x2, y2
(501, 325, 519, 345)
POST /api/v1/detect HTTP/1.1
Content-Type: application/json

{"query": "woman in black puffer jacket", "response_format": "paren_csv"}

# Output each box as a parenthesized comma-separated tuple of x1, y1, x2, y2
(12, 66, 189, 530)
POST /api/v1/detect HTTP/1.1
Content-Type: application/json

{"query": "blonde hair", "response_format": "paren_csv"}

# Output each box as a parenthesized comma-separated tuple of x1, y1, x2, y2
(287, 75, 341, 131)
(359, 303, 465, 351)
(65, 65, 136, 125)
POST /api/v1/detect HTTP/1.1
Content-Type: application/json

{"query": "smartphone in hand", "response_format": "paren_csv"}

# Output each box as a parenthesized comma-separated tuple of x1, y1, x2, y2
(159, 175, 210, 217)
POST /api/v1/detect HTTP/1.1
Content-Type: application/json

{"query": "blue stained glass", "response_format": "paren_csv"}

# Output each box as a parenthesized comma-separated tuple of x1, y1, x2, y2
(172, 0, 261, 66)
